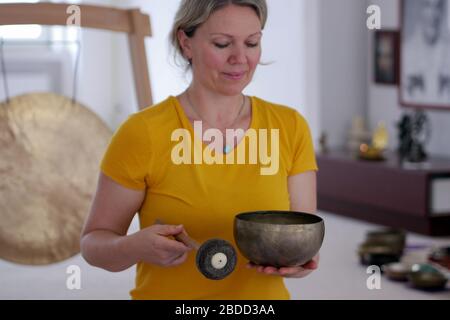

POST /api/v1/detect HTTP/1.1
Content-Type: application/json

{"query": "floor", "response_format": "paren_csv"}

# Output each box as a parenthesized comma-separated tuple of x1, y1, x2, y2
(286, 212, 450, 300)
(0, 211, 449, 300)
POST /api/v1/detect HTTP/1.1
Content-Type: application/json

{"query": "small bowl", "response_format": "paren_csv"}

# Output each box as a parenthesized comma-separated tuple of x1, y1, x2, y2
(365, 228, 406, 254)
(358, 242, 401, 266)
(233, 211, 324, 268)
(382, 262, 411, 281)
(408, 264, 448, 291)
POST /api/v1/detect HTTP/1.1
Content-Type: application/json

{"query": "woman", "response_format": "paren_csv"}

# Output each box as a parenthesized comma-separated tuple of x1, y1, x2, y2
(81, 0, 319, 300)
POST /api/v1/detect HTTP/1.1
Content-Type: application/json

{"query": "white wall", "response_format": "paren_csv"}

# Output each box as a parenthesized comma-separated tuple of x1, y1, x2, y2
(246, 0, 307, 117)
(316, 0, 369, 148)
(367, 0, 450, 156)
(73, 1, 109, 125)
(77, 27, 115, 127)
(303, 0, 322, 143)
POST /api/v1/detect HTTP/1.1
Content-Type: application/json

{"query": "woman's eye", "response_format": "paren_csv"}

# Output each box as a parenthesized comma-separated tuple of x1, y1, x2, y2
(214, 43, 230, 49)
(214, 42, 259, 49)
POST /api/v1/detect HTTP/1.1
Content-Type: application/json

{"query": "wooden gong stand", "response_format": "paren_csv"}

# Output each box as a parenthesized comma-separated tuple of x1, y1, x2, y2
(0, 2, 153, 110)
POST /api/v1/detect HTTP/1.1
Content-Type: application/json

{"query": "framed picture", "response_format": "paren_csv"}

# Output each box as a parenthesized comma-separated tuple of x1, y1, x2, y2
(400, 0, 450, 109)
(374, 30, 399, 85)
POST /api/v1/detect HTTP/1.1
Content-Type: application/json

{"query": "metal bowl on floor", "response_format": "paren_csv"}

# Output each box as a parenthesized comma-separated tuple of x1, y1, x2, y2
(365, 228, 406, 254)
(358, 242, 402, 267)
(382, 262, 411, 281)
(233, 211, 324, 268)
(408, 264, 448, 291)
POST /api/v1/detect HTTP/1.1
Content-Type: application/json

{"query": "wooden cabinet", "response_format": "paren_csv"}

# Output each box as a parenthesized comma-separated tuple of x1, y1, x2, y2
(317, 150, 450, 236)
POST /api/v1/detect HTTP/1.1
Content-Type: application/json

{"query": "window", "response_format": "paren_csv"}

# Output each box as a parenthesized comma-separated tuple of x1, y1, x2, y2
(0, 0, 80, 42)
(0, 0, 43, 40)
(0, 0, 81, 100)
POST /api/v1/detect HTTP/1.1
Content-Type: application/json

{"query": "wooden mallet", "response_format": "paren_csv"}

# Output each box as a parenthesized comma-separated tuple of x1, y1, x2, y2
(156, 220, 237, 280)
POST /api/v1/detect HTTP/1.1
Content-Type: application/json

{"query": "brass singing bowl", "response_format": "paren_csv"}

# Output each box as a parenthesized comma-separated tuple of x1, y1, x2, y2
(233, 211, 325, 268)
(365, 228, 406, 254)
(382, 262, 411, 281)
(408, 264, 448, 290)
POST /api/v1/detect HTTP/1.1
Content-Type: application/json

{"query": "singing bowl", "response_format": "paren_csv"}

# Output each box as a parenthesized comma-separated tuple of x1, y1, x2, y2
(365, 228, 406, 254)
(233, 211, 325, 268)
(357, 242, 402, 266)
(382, 262, 411, 281)
(408, 264, 448, 290)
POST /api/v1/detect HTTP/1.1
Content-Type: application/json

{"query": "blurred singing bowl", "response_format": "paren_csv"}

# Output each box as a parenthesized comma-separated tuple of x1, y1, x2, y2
(366, 228, 406, 254)
(233, 211, 325, 268)
(357, 242, 402, 266)
(408, 264, 448, 291)
(382, 262, 412, 281)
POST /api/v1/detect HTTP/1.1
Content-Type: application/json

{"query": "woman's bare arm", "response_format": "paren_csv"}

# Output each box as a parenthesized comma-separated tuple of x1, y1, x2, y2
(288, 170, 317, 214)
(80, 173, 191, 272)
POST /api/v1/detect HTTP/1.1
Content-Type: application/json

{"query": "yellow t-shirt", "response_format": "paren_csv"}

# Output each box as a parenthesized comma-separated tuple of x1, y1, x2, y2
(100, 95, 318, 300)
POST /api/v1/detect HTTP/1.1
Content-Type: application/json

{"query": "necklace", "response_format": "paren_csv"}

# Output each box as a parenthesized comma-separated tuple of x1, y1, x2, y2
(186, 90, 246, 154)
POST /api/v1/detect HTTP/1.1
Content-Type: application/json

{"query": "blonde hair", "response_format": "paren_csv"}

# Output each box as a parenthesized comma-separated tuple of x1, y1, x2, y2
(169, 0, 268, 68)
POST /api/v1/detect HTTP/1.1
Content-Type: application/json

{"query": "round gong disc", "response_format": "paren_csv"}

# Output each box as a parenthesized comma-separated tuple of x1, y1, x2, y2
(0, 93, 112, 265)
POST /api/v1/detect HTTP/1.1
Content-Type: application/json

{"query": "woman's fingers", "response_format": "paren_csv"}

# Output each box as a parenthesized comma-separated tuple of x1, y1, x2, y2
(168, 252, 189, 266)
(154, 224, 185, 237)
(261, 266, 278, 274)
(301, 259, 318, 270)
(134, 224, 193, 267)
(246, 262, 315, 278)
(278, 266, 304, 275)
(247, 262, 289, 275)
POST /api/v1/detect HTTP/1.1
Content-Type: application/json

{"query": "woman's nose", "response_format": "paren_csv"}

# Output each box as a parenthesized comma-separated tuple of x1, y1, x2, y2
(229, 45, 247, 64)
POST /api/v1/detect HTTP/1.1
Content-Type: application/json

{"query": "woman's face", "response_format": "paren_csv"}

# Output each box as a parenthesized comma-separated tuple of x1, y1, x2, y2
(180, 4, 263, 96)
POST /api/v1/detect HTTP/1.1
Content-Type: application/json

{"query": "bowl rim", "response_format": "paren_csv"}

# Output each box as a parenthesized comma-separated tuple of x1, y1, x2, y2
(234, 210, 323, 225)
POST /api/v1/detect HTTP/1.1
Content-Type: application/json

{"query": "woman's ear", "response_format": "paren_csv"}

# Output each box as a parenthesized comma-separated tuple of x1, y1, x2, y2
(177, 29, 193, 61)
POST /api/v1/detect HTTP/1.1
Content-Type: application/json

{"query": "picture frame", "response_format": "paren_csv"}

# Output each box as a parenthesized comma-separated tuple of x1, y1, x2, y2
(374, 30, 400, 85)
(400, 0, 450, 109)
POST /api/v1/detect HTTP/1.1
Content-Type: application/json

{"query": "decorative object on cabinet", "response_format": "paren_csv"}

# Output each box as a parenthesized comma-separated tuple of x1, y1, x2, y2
(397, 109, 431, 166)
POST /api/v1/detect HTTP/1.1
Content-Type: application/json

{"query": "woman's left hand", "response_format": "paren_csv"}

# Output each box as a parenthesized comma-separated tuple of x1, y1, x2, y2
(246, 253, 320, 278)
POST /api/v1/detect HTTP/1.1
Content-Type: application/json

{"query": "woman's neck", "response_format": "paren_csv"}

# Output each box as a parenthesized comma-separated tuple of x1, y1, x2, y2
(185, 85, 245, 127)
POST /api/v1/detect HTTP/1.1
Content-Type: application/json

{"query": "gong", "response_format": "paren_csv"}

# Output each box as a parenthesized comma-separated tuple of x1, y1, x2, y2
(0, 93, 112, 265)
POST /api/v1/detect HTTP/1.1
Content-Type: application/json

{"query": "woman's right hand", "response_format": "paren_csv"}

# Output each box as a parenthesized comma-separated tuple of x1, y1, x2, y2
(127, 224, 192, 267)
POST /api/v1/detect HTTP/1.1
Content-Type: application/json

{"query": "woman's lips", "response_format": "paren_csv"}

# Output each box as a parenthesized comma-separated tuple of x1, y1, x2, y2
(223, 72, 246, 80)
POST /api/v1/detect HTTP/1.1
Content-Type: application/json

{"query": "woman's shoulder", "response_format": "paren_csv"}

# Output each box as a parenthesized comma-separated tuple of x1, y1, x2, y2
(252, 96, 307, 124)
(131, 96, 176, 122)
(113, 96, 178, 140)
(253, 96, 301, 113)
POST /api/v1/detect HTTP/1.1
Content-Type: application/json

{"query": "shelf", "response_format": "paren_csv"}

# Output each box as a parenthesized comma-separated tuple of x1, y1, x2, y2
(317, 149, 450, 236)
